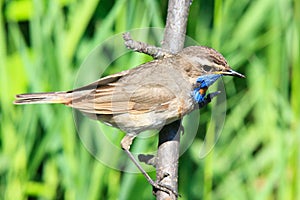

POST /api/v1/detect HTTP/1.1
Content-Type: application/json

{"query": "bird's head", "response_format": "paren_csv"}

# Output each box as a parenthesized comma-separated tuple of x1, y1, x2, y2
(179, 46, 245, 79)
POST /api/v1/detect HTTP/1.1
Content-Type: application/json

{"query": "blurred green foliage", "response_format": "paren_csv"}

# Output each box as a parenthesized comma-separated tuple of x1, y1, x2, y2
(1, 0, 299, 199)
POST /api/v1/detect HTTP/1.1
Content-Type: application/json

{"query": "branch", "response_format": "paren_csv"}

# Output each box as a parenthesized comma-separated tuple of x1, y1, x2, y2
(121, 1, 193, 198)
(162, 0, 193, 52)
(122, 32, 172, 59)
(156, 0, 192, 200)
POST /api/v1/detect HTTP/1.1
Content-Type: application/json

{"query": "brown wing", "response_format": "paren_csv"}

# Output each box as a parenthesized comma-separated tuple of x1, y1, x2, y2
(70, 81, 176, 115)
(69, 59, 179, 116)
(127, 83, 176, 113)
(70, 70, 129, 92)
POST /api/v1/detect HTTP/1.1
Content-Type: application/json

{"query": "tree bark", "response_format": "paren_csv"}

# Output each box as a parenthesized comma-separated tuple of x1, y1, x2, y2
(156, 0, 192, 199)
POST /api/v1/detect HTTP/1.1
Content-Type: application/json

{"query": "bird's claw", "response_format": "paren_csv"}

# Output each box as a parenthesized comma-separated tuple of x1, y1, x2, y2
(152, 182, 180, 198)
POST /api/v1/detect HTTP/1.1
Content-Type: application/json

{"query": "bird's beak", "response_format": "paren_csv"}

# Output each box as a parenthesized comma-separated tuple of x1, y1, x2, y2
(219, 69, 246, 78)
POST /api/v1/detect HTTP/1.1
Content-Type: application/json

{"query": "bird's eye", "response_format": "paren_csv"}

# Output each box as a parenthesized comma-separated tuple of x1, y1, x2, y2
(203, 65, 211, 72)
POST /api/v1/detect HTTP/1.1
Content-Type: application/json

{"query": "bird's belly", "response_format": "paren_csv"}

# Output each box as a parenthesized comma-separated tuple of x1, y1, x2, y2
(109, 95, 195, 133)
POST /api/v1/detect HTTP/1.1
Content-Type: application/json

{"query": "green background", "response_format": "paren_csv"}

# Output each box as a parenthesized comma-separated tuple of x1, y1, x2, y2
(1, 0, 299, 199)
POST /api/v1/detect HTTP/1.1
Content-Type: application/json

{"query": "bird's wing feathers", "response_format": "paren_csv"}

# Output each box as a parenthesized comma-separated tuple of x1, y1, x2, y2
(71, 70, 129, 92)
(128, 84, 176, 113)
(70, 70, 176, 115)
(72, 84, 175, 114)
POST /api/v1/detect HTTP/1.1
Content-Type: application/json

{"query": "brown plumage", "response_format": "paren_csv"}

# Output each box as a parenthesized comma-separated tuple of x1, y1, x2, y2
(15, 46, 245, 134)
(14, 46, 245, 194)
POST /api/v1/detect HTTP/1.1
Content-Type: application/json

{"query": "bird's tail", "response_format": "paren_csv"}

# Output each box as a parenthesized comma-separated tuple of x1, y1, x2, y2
(14, 92, 71, 105)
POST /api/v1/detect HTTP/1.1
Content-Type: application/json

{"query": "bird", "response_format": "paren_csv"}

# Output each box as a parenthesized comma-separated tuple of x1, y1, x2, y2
(14, 45, 245, 195)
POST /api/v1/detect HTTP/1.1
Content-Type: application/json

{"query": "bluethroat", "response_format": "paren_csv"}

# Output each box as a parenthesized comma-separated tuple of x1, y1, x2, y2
(14, 46, 245, 195)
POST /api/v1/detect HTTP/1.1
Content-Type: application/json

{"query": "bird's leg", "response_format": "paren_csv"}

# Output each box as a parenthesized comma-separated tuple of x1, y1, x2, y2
(121, 134, 178, 197)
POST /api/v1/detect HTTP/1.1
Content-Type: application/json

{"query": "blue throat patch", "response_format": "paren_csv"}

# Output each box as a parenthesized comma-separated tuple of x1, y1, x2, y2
(193, 74, 222, 104)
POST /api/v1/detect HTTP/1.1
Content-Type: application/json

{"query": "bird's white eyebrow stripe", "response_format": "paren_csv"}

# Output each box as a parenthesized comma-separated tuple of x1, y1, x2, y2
(187, 56, 212, 67)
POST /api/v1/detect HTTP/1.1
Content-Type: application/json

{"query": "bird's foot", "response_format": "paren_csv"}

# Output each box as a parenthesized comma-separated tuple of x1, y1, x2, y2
(152, 181, 180, 198)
